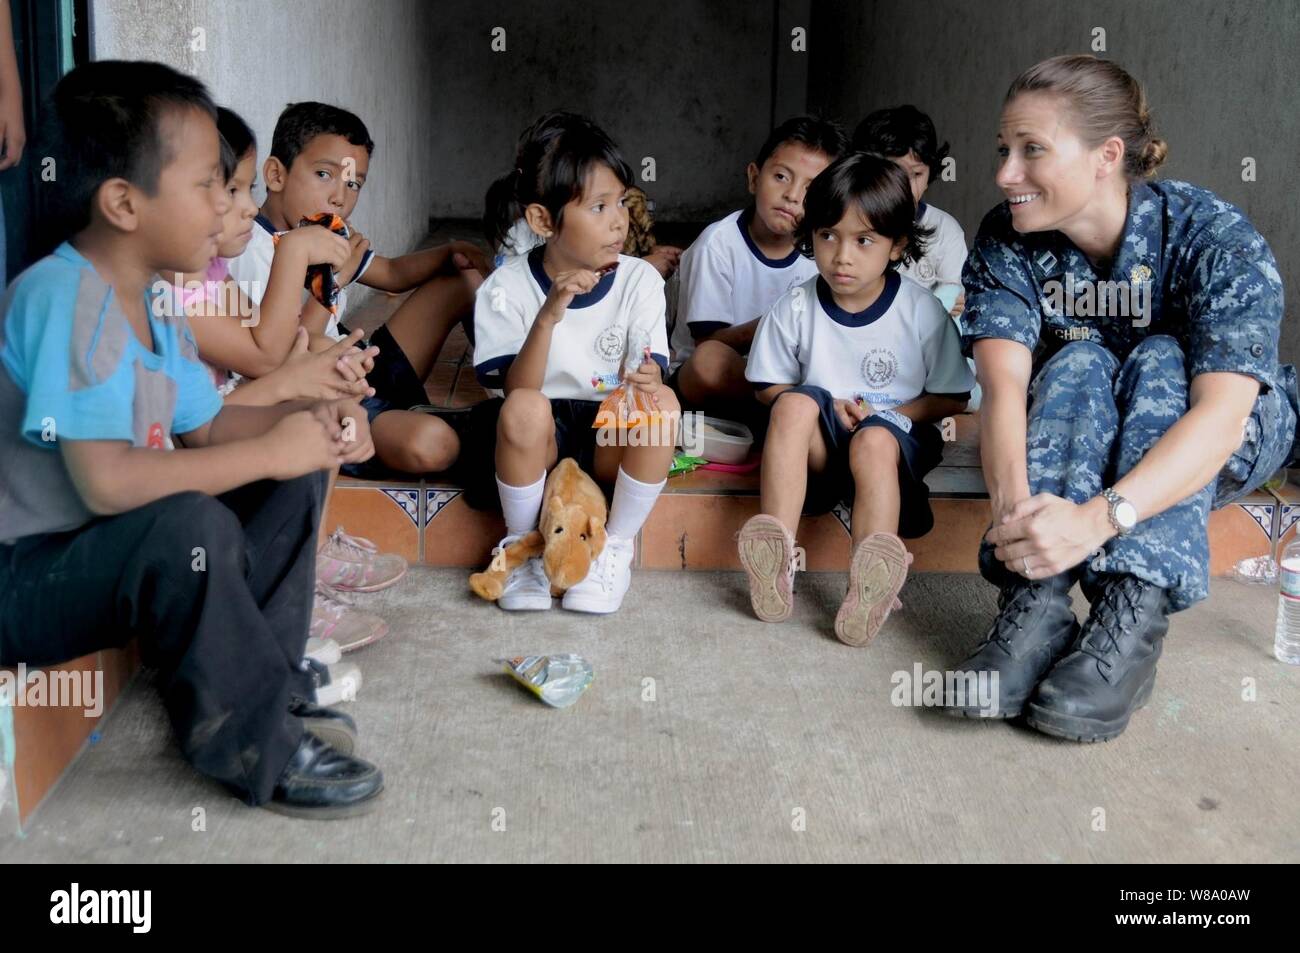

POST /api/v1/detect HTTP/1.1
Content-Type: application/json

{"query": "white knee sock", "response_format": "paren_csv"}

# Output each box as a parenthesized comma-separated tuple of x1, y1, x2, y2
(606, 467, 666, 540)
(497, 473, 545, 536)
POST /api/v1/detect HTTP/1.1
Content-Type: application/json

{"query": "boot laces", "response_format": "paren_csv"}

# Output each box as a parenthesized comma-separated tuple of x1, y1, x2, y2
(1081, 579, 1148, 669)
(981, 582, 1048, 656)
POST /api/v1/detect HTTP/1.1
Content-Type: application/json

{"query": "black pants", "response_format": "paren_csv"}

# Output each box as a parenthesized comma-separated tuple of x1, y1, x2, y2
(0, 472, 326, 805)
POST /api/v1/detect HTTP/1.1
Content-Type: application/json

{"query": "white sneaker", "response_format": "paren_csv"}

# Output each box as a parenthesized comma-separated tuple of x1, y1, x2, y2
(494, 534, 554, 611)
(303, 657, 363, 706)
(561, 535, 634, 614)
(304, 636, 342, 666)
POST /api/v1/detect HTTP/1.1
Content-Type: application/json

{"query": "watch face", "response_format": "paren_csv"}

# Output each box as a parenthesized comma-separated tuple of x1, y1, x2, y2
(1115, 501, 1138, 529)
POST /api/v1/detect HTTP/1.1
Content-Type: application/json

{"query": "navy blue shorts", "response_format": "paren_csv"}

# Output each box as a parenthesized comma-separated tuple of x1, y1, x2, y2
(460, 396, 604, 510)
(336, 322, 427, 426)
(775, 385, 944, 539)
(336, 322, 468, 480)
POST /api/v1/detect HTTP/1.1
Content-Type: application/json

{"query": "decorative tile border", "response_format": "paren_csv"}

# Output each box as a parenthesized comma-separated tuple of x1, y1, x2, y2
(1239, 503, 1275, 540)
(830, 501, 852, 536)
(425, 489, 461, 526)
(379, 488, 421, 527)
(1280, 503, 1300, 539)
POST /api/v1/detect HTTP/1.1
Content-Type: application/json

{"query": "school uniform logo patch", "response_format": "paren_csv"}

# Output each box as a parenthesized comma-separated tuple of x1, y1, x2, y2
(861, 348, 898, 389)
(593, 325, 626, 362)
(914, 258, 936, 282)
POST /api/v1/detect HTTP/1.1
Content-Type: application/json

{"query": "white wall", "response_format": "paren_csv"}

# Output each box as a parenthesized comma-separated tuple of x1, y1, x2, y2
(90, 0, 440, 269)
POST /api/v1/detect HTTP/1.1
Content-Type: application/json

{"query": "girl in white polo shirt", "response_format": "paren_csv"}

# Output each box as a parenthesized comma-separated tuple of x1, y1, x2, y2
(471, 115, 676, 614)
(741, 153, 974, 646)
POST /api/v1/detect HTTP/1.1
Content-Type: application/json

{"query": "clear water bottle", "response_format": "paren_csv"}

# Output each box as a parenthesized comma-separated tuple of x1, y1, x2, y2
(1274, 540, 1300, 664)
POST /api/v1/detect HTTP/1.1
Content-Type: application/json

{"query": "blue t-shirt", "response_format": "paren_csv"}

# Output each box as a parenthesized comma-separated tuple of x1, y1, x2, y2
(0, 242, 222, 542)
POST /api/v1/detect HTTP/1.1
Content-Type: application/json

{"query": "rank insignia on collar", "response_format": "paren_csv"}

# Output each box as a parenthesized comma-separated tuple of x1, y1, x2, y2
(1033, 250, 1059, 275)
(1130, 263, 1153, 285)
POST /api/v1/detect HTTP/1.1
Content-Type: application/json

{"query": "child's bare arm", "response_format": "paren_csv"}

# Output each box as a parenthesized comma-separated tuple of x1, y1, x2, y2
(893, 392, 969, 424)
(223, 329, 376, 406)
(190, 229, 349, 379)
(504, 268, 598, 393)
(61, 400, 371, 515)
(301, 298, 334, 347)
(697, 318, 759, 354)
(251, 227, 350, 363)
(359, 240, 491, 293)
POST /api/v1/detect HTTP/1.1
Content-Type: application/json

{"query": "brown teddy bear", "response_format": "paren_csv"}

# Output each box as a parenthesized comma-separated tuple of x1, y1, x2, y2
(470, 458, 608, 601)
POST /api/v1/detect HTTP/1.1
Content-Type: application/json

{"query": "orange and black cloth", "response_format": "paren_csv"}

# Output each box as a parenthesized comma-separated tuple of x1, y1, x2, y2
(268, 212, 375, 314)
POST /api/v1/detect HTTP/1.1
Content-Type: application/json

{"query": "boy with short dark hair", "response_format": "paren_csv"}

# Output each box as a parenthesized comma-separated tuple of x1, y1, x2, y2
(228, 100, 491, 478)
(0, 61, 383, 817)
(852, 105, 968, 317)
(667, 116, 848, 420)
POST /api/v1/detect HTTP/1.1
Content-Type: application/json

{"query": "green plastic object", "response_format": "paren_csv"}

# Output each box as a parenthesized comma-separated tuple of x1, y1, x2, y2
(670, 452, 707, 477)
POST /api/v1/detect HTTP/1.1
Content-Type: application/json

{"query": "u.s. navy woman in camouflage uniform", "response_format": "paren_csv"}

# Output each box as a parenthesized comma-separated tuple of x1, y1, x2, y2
(948, 55, 1299, 741)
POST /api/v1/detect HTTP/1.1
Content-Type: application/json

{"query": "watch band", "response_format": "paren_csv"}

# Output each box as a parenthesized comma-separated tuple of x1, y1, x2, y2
(1101, 488, 1133, 535)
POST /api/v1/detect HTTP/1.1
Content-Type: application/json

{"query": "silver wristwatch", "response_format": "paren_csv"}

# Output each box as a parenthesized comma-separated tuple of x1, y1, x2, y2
(1101, 488, 1137, 535)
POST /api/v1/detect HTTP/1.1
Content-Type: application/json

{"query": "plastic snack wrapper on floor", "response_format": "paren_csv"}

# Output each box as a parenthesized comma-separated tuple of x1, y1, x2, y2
(497, 655, 594, 708)
(1232, 554, 1279, 585)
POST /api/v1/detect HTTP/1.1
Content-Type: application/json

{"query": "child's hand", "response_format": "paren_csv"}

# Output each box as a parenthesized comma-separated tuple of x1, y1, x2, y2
(276, 328, 377, 401)
(449, 241, 493, 277)
(949, 290, 966, 318)
(332, 329, 378, 383)
(643, 245, 683, 279)
(833, 397, 873, 431)
(318, 398, 375, 464)
(339, 229, 372, 284)
(623, 348, 663, 404)
(280, 225, 351, 270)
(539, 269, 601, 324)
(262, 409, 347, 477)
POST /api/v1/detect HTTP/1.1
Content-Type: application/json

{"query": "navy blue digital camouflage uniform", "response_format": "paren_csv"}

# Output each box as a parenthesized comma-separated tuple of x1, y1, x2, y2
(961, 180, 1299, 612)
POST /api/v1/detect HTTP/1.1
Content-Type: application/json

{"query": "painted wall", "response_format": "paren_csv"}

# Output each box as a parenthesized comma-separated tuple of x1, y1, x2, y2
(807, 0, 1300, 365)
(91, 0, 443, 265)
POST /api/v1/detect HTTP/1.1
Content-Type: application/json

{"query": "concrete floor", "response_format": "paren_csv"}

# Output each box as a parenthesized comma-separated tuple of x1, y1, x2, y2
(3, 569, 1297, 863)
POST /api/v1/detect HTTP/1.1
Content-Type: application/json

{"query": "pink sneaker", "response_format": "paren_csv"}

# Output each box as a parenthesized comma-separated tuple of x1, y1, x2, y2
(737, 514, 797, 623)
(834, 532, 912, 647)
(311, 580, 390, 654)
(317, 526, 408, 592)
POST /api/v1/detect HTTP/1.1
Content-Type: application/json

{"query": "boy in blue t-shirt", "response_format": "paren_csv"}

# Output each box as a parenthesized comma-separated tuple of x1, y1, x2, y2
(0, 61, 383, 817)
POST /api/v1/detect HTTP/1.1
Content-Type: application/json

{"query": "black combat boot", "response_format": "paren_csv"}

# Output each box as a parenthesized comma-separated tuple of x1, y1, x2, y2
(1026, 574, 1169, 742)
(946, 572, 1079, 718)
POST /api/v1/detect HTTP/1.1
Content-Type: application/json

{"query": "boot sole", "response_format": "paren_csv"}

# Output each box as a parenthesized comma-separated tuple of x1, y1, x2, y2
(262, 785, 384, 820)
(1025, 670, 1156, 742)
(737, 516, 794, 623)
(834, 534, 910, 647)
(944, 700, 1024, 720)
(301, 718, 357, 756)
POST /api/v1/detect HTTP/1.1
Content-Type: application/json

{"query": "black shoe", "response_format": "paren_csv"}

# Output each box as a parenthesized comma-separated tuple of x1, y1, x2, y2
(263, 734, 384, 819)
(1026, 574, 1169, 742)
(946, 573, 1079, 718)
(290, 698, 358, 756)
